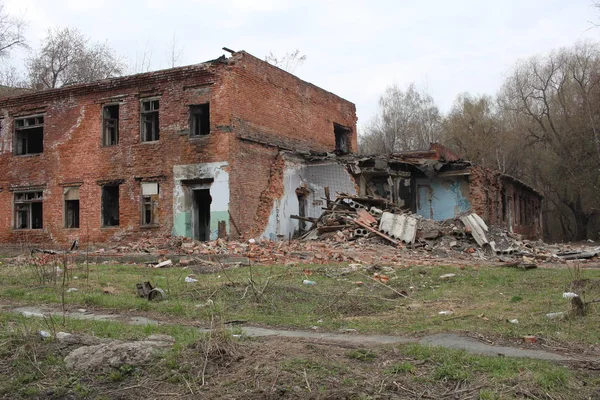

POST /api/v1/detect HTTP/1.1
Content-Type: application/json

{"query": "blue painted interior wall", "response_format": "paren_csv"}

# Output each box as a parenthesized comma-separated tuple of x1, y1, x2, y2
(416, 177, 470, 220)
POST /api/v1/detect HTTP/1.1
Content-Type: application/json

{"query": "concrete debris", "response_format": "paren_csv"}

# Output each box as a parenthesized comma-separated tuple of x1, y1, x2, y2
(64, 334, 174, 372)
(153, 259, 173, 268)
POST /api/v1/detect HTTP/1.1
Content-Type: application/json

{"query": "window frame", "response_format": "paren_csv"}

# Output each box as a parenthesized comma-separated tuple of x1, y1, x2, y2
(189, 103, 210, 137)
(140, 182, 159, 227)
(140, 98, 160, 142)
(63, 187, 81, 229)
(14, 114, 45, 156)
(102, 104, 120, 146)
(13, 191, 44, 230)
(101, 184, 120, 227)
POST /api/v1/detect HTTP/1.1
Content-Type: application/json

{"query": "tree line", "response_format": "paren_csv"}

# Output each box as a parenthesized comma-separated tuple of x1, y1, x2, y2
(360, 42, 600, 242)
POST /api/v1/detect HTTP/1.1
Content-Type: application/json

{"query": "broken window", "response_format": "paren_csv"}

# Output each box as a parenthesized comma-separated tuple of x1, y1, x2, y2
(102, 105, 119, 145)
(14, 191, 43, 229)
(64, 187, 80, 228)
(190, 104, 210, 136)
(101, 184, 120, 227)
(15, 115, 44, 155)
(141, 182, 159, 226)
(334, 123, 351, 153)
(140, 99, 159, 142)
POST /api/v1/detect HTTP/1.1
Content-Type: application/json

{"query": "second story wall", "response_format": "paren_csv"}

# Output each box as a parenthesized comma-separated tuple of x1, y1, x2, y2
(226, 52, 357, 153)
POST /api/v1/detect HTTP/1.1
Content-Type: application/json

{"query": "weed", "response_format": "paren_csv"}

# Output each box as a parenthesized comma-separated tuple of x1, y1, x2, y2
(345, 349, 377, 362)
(385, 361, 414, 374)
(510, 295, 523, 302)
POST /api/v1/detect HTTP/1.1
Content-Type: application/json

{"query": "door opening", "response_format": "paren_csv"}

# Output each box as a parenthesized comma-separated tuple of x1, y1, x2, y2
(193, 189, 211, 241)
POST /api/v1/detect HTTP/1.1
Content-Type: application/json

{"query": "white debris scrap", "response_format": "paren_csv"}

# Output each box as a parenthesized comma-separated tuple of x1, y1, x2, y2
(185, 276, 198, 283)
(562, 292, 579, 299)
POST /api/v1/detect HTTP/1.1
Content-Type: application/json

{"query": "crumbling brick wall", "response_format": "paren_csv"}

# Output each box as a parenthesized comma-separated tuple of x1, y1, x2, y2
(0, 62, 231, 245)
(0, 51, 358, 245)
(227, 52, 357, 153)
(468, 165, 542, 239)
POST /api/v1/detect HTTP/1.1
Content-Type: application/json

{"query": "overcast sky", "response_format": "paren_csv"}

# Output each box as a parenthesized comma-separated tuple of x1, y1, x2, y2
(4, 0, 600, 132)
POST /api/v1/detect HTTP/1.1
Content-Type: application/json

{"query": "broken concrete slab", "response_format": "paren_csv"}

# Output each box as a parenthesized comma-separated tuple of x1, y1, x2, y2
(64, 335, 174, 372)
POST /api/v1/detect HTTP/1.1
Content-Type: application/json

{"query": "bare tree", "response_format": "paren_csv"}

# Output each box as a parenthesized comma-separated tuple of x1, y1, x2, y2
(265, 49, 306, 73)
(360, 84, 441, 154)
(27, 27, 125, 89)
(499, 41, 600, 240)
(0, 1, 26, 58)
(166, 32, 183, 68)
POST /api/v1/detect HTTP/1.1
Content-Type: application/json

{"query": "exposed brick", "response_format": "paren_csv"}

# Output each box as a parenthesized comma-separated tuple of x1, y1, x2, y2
(0, 51, 357, 245)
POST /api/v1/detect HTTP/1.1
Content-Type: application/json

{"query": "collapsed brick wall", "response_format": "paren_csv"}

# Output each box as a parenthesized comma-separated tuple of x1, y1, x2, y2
(0, 63, 232, 245)
(468, 166, 542, 239)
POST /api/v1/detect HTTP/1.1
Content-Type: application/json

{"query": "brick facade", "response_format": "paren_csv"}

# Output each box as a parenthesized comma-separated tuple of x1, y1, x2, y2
(0, 51, 357, 245)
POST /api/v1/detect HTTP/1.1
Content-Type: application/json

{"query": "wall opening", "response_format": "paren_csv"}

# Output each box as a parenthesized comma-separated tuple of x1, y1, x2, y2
(192, 189, 211, 241)
(141, 99, 160, 142)
(64, 187, 80, 228)
(14, 191, 43, 229)
(334, 123, 351, 153)
(141, 182, 159, 226)
(15, 115, 44, 155)
(190, 104, 210, 136)
(102, 104, 119, 146)
(101, 184, 120, 227)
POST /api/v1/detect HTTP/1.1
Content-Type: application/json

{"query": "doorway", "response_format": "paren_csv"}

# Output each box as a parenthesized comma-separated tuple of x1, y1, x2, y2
(192, 189, 211, 241)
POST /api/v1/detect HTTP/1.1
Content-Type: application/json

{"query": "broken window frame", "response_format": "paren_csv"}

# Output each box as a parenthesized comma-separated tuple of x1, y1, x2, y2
(140, 182, 160, 227)
(140, 98, 160, 142)
(101, 184, 120, 227)
(14, 191, 43, 229)
(189, 103, 210, 137)
(14, 114, 44, 156)
(102, 104, 120, 146)
(64, 187, 80, 229)
(334, 123, 351, 154)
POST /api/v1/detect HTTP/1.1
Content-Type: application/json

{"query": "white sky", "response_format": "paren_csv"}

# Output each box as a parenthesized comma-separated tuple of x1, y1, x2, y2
(3, 0, 600, 132)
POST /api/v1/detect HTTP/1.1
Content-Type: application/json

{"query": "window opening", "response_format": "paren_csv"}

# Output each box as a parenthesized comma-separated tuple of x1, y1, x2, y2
(102, 105, 119, 145)
(101, 185, 120, 226)
(14, 191, 43, 229)
(64, 187, 80, 228)
(190, 104, 210, 136)
(15, 115, 44, 155)
(141, 182, 159, 226)
(334, 123, 351, 153)
(141, 99, 159, 142)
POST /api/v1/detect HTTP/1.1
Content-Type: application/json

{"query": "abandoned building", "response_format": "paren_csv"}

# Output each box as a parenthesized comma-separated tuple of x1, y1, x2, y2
(0, 50, 357, 245)
(268, 144, 543, 240)
(0, 49, 542, 246)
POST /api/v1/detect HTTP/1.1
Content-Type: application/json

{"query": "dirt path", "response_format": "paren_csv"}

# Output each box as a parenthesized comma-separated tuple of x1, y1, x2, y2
(8, 305, 596, 362)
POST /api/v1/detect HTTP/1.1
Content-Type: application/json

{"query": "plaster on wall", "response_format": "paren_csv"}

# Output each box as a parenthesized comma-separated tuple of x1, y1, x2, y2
(173, 162, 229, 240)
(262, 159, 357, 240)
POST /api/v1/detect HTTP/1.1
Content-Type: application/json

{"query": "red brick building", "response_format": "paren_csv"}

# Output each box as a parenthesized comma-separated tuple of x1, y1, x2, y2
(0, 51, 357, 245)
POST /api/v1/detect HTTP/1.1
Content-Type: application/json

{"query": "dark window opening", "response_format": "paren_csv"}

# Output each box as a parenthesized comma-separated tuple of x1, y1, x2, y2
(190, 104, 210, 136)
(193, 189, 211, 241)
(141, 182, 159, 226)
(141, 99, 159, 142)
(64, 187, 80, 228)
(15, 115, 44, 155)
(65, 200, 80, 228)
(101, 185, 120, 227)
(334, 123, 351, 153)
(102, 105, 119, 145)
(14, 191, 43, 229)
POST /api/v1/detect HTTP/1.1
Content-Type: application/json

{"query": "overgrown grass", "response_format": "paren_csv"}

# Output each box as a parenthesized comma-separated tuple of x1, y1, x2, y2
(0, 310, 597, 399)
(0, 260, 599, 347)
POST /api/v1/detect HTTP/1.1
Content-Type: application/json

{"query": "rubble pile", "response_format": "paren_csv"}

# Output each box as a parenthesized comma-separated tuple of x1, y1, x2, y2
(88, 194, 600, 267)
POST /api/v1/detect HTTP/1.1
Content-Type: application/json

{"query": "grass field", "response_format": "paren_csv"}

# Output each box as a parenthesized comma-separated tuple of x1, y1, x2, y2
(0, 256, 598, 398)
